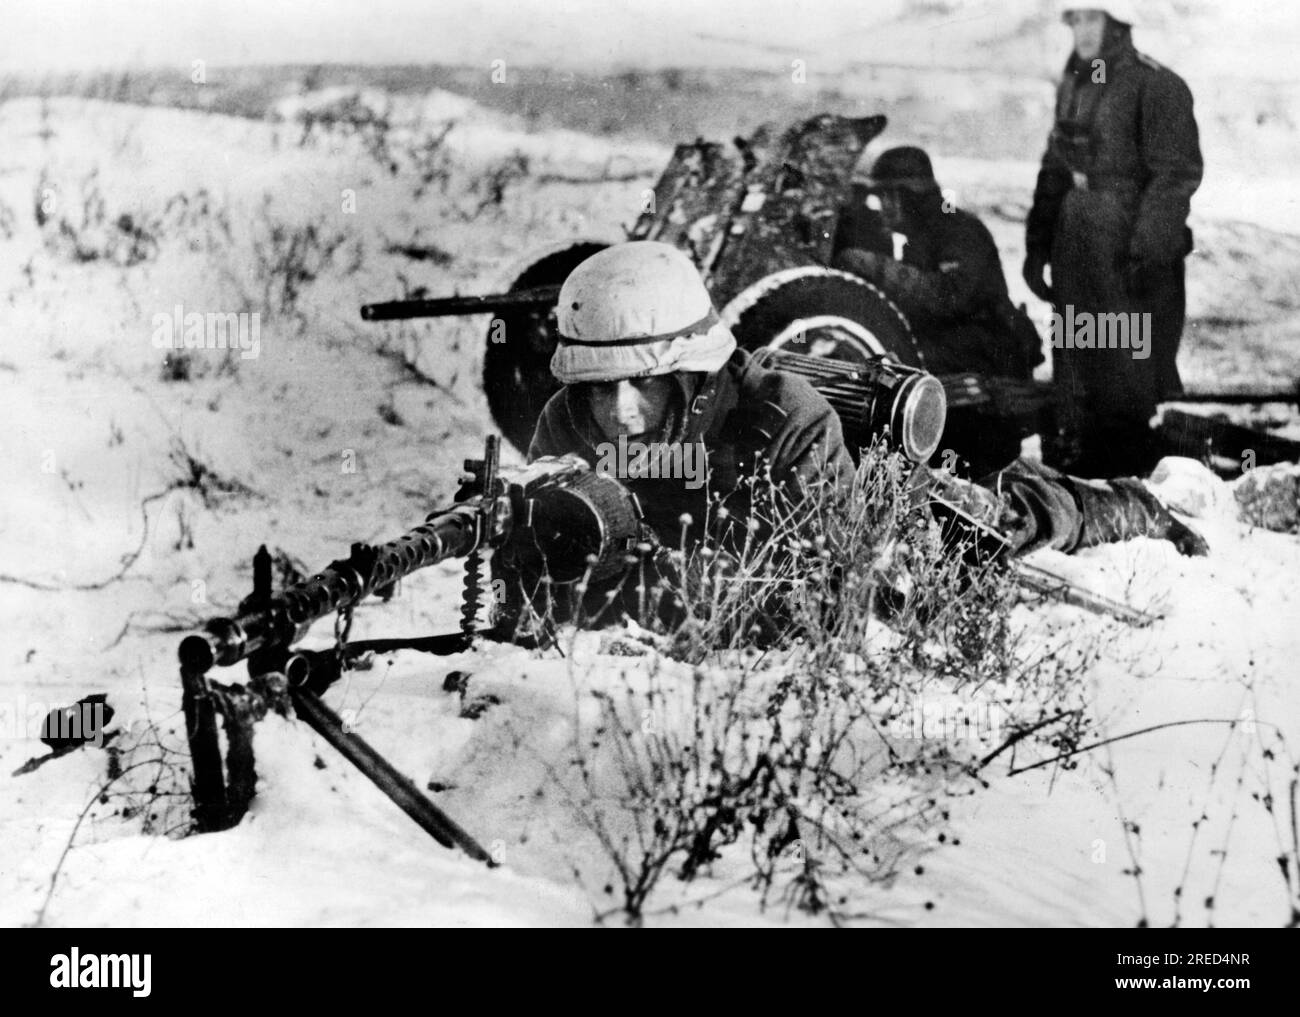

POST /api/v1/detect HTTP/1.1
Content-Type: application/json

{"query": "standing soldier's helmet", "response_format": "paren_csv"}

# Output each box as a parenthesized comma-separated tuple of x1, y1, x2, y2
(863, 146, 940, 195)
(551, 241, 737, 384)
(1056, 2, 1139, 26)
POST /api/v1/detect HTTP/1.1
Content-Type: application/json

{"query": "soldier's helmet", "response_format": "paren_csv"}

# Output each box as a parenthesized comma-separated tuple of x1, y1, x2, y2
(864, 146, 940, 195)
(1056, 2, 1138, 27)
(551, 241, 737, 384)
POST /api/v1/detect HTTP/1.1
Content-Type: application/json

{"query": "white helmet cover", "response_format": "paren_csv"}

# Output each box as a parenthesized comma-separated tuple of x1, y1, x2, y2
(551, 241, 737, 384)
(1058, 2, 1138, 26)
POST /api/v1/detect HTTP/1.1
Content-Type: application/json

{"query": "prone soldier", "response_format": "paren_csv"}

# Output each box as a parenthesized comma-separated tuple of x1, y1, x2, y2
(492, 241, 1206, 640)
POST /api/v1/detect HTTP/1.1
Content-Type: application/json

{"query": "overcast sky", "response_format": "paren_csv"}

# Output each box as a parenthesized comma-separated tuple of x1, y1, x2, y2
(0, 1, 1282, 77)
(0, 0, 888, 72)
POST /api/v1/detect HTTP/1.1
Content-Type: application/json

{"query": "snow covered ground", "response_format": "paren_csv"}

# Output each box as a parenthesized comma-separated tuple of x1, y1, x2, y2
(2, 0, 1299, 927)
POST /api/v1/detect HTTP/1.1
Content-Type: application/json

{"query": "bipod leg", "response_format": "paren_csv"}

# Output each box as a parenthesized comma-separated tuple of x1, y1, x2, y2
(180, 660, 230, 832)
(290, 688, 496, 865)
(285, 653, 496, 866)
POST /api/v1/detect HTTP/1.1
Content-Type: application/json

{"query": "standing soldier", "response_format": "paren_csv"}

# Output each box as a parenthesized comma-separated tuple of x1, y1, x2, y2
(1024, 3, 1203, 477)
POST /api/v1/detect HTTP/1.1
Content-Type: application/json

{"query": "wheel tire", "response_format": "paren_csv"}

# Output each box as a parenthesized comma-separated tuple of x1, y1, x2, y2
(483, 241, 609, 453)
(722, 267, 923, 368)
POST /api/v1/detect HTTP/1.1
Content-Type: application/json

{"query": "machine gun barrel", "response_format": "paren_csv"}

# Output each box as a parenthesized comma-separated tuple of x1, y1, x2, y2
(359, 284, 561, 322)
(180, 503, 482, 672)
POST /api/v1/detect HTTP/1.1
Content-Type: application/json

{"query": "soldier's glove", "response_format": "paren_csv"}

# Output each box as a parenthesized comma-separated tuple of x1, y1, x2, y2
(1021, 251, 1054, 303)
(1072, 477, 1209, 557)
(834, 247, 887, 281)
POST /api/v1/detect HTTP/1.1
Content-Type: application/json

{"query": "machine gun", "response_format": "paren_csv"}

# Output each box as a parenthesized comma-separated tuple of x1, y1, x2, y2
(175, 341, 947, 855)
(176, 360, 1158, 858)
(179, 434, 1158, 860)
(178, 437, 645, 858)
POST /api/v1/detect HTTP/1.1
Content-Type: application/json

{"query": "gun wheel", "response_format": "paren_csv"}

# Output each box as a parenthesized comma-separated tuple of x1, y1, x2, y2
(483, 241, 609, 453)
(721, 267, 923, 368)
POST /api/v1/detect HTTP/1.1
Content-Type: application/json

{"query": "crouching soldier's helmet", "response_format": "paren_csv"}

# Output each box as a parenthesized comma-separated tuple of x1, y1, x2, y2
(864, 146, 940, 195)
(551, 241, 737, 384)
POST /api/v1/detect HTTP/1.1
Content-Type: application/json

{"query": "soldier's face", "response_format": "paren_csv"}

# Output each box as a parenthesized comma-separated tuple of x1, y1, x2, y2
(877, 188, 906, 231)
(585, 375, 676, 441)
(1066, 10, 1108, 60)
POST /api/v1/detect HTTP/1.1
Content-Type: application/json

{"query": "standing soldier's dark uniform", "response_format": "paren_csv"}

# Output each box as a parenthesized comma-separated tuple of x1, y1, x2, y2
(1024, 5, 1202, 477)
(834, 147, 1044, 476)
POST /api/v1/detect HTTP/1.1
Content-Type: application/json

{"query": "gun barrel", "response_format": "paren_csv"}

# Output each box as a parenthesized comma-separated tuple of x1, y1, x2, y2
(1167, 388, 1300, 406)
(1014, 561, 1160, 627)
(180, 504, 483, 671)
(360, 284, 562, 322)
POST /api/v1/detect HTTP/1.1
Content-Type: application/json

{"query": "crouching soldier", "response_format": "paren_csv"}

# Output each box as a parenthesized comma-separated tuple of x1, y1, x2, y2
(834, 146, 1044, 476)
(490, 241, 1204, 642)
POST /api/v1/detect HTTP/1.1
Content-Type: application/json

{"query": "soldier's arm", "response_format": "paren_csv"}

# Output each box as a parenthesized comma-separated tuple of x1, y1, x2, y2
(526, 390, 577, 463)
(832, 194, 893, 258)
(834, 221, 993, 322)
(775, 406, 856, 499)
(1025, 143, 1073, 259)
(753, 377, 857, 529)
(1025, 79, 1075, 261)
(1131, 69, 1203, 264)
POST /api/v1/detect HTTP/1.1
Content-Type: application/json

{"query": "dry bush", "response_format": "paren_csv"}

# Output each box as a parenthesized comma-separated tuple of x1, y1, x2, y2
(161, 187, 235, 254)
(557, 442, 1099, 924)
(460, 152, 531, 220)
(34, 167, 160, 266)
(100, 715, 196, 838)
(1234, 466, 1300, 534)
(244, 196, 362, 318)
(29, 709, 194, 927)
(405, 122, 458, 201)
(294, 92, 400, 175)
(0, 197, 16, 240)
(168, 437, 260, 509)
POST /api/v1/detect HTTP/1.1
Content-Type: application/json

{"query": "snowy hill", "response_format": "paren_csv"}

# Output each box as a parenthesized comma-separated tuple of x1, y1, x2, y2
(2, 1, 1300, 927)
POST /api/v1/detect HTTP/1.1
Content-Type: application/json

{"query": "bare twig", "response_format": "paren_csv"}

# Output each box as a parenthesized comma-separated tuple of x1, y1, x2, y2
(0, 489, 170, 591)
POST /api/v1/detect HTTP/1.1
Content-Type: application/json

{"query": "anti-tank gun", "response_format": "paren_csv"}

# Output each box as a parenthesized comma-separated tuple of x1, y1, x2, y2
(363, 112, 1300, 474)
(362, 113, 934, 456)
